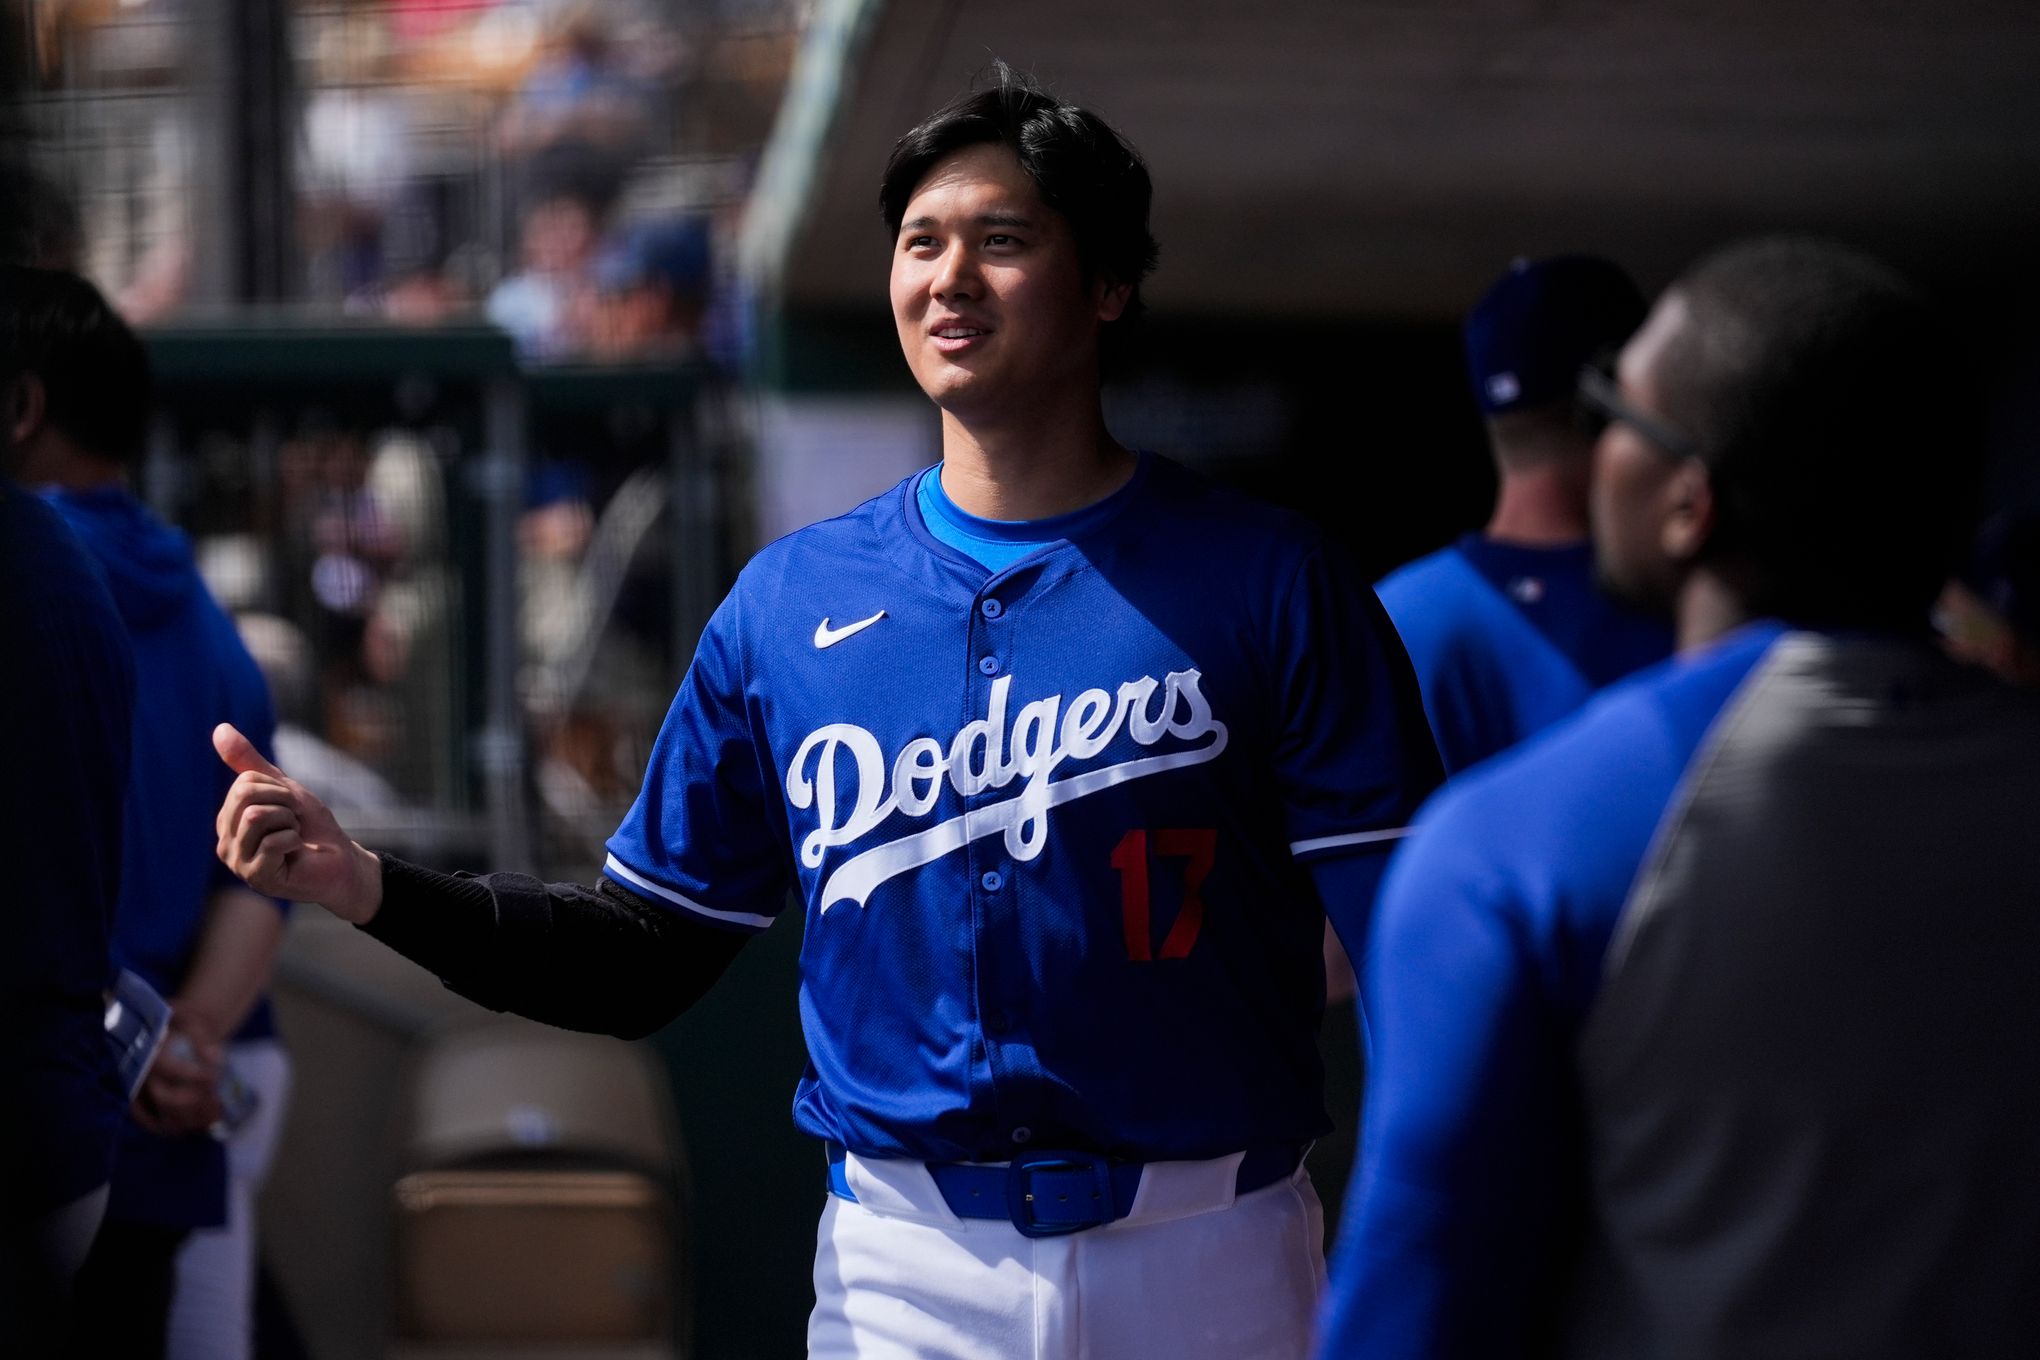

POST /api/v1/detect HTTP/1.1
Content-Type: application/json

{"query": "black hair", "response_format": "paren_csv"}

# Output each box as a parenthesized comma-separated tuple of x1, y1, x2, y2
(0, 159, 83, 271)
(880, 62, 1159, 330)
(0, 265, 153, 469)
(1652, 237, 1977, 631)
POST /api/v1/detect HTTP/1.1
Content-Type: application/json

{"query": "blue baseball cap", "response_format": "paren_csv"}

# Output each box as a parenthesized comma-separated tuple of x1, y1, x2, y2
(1463, 255, 1647, 415)
(592, 217, 712, 296)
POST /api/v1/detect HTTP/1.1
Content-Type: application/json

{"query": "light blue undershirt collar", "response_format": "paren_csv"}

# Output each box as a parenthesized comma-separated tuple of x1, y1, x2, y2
(914, 455, 1147, 571)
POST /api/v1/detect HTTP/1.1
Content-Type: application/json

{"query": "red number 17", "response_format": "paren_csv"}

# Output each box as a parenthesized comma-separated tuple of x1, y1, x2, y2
(1110, 828, 1217, 961)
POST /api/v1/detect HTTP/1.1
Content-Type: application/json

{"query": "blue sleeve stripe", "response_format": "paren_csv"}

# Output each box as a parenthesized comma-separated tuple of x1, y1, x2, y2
(1290, 826, 1414, 856)
(602, 854, 777, 932)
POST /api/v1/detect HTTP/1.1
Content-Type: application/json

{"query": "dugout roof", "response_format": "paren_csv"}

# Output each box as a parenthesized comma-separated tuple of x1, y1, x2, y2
(742, 0, 2040, 320)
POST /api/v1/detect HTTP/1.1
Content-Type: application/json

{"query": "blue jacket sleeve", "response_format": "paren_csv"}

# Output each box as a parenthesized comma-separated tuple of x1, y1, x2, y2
(1315, 627, 1782, 1359)
(1315, 812, 1571, 1360)
(1309, 851, 1391, 975)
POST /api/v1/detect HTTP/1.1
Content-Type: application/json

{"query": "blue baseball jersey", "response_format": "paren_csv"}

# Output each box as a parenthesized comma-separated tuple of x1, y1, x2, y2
(1375, 536, 1672, 773)
(607, 454, 1441, 1163)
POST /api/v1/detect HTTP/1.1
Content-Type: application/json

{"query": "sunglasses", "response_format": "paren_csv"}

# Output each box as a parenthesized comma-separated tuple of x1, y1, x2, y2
(1576, 354, 1698, 460)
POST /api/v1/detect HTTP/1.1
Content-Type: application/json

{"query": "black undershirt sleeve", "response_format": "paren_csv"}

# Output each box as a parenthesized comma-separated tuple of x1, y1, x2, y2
(361, 854, 750, 1039)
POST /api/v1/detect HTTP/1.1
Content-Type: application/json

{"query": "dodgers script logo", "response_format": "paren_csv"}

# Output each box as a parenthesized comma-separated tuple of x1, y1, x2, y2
(787, 670, 1229, 911)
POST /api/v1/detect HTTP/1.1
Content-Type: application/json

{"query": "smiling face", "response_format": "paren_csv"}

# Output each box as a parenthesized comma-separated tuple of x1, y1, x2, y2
(888, 142, 1128, 423)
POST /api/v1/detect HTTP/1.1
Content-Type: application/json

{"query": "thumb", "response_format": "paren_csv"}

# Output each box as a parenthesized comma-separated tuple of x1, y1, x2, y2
(213, 723, 284, 779)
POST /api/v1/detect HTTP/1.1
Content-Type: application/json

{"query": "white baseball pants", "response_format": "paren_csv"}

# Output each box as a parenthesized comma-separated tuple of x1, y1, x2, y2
(167, 1038, 291, 1360)
(809, 1150, 1326, 1360)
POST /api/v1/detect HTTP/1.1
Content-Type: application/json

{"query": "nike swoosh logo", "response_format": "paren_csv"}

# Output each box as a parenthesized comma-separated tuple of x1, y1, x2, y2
(814, 611, 887, 649)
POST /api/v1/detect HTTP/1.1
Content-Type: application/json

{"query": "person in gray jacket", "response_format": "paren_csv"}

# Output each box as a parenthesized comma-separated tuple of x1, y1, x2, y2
(1319, 236, 2040, 1360)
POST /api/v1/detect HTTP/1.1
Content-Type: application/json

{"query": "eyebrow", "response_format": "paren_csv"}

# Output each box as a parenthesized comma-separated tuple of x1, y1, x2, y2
(900, 211, 1036, 233)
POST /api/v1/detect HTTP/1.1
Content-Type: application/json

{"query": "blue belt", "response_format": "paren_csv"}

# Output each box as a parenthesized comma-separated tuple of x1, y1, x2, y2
(825, 1142, 1302, 1239)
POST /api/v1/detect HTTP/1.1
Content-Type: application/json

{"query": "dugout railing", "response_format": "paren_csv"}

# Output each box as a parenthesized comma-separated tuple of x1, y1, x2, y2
(140, 319, 723, 878)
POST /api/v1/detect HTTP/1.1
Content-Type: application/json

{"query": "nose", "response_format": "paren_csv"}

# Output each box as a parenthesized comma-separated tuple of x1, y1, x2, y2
(931, 242, 978, 302)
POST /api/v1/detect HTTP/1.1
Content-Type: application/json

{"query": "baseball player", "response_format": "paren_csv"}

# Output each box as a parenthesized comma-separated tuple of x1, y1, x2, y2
(215, 66, 1441, 1360)
(1317, 239, 2040, 1359)
(1325, 257, 1672, 1003)
(1375, 255, 1672, 778)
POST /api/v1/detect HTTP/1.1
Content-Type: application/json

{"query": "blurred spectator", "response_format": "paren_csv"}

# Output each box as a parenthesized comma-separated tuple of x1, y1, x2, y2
(1936, 509, 2040, 687)
(0, 266, 136, 1352)
(516, 461, 670, 851)
(495, 0, 658, 210)
(492, 203, 719, 362)
(374, 258, 472, 326)
(360, 431, 458, 803)
(1319, 238, 2040, 1360)
(487, 190, 603, 360)
(519, 459, 598, 662)
(583, 215, 712, 360)
(234, 611, 402, 815)
(3, 267, 288, 1360)
(1, 154, 190, 323)
(300, 48, 425, 304)
(268, 416, 460, 805)
(276, 418, 398, 770)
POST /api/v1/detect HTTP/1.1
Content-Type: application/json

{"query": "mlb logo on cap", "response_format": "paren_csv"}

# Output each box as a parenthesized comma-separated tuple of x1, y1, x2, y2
(1464, 255, 1646, 416)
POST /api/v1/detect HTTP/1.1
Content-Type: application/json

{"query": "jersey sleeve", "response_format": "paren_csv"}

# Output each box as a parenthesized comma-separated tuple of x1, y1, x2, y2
(1315, 793, 1569, 1359)
(1272, 545, 1443, 865)
(603, 587, 791, 933)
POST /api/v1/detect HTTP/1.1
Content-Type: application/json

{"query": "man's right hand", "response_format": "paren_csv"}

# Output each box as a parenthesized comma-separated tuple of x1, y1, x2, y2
(132, 1017, 225, 1138)
(213, 723, 383, 924)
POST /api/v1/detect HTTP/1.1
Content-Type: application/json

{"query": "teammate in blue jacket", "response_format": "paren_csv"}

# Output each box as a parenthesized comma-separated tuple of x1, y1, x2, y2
(1376, 256, 1671, 776)
(216, 65, 1441, 1360)
(6, 267, 289, 1360)
(0, 463, 135, 1353)
(1317, 238, 2040, 1359)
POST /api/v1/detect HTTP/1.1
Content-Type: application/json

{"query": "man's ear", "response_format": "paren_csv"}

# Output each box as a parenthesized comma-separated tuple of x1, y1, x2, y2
(6, 374, 46, 447)
(1660, 458, 1715, 563)
(1095, 277, 1132, 324)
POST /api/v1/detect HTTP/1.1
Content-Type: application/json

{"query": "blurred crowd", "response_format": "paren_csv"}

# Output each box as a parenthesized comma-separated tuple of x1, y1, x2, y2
(183, 407, 672, 844)
(4, 0, 756, 856)
(309, 0, 722, 361)
(21, 0, 780, 365)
